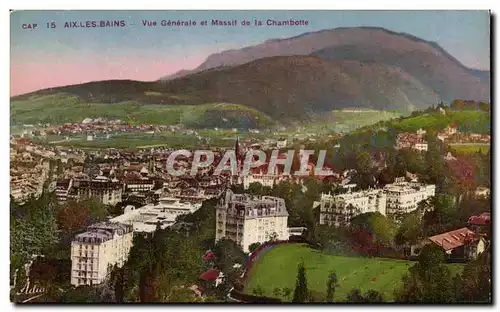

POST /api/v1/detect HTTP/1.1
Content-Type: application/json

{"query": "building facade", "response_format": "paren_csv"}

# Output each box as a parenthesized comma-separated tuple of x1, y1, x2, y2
(70, 222, 133, 286)
(317, 189, 387, 227)
(66, 176, 123, 206)
(317, 179, 436, 225)
(215, 190, 289, 252)
(110, 196, 202, 233)
(395, 132, 428, 152)
(384, 180, 436, 215)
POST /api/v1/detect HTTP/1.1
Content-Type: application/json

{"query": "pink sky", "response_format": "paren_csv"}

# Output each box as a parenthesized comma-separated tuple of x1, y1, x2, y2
(10, 55, 206, 96)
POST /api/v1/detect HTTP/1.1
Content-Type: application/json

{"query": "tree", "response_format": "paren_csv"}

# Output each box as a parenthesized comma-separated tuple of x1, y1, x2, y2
(247, 182, 264, 196)
(454, 251, 491, 303)
(425, 134, 445, 187)
(29, 257, 57, 287)
(213, 238, 246, 274)
(346, 288, 384, 302)
(394, 244, 455, 303)
(346, 288, 364, 302)
(60, 286, 101, 303)
(252, 285, 264, 296)
(364, 290, 384, 302)
(292, 262, 308, 303)
(248, 242, 261, 253)
(395, 212, 423, 247)
(325, 271, 338, 302)
(268, 232, 279, 242)
(350, 212, 396, 256)
(272, 287, 282, 298)
(281, 287, 292, 300)
(57, 203, 91, 237)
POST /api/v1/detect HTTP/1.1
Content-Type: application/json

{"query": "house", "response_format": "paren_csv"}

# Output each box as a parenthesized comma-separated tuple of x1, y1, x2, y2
(428, 227, 486, 261)
(203, 250, 215, 262)
(444, 152, 457, 161)
(445, 124, 458, 136)
(475, 186, 490, 199)
(395, 132, 428, 152)
(416, 128, 427, 136)
(468, 212, 490, 227)
(276, 138, 288, 149)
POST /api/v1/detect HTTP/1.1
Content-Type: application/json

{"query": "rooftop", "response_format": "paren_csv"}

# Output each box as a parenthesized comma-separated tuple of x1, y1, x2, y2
(219, 190, 288, 219)
(428, 227, 478, 251)
(73, 222, 133, 244)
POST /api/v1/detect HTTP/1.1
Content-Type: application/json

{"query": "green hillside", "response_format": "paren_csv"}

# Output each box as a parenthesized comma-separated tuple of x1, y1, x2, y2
(10, 94, 275, 129)
(390, 111, 490, 134)
(350, 108, 491, 136)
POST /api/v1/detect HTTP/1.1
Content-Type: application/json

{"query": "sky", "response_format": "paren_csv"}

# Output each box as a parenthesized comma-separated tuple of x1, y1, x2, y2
(10, 10, 490, 96)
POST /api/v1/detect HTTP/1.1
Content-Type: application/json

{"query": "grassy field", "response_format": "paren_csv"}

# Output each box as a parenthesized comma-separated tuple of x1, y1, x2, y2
(449, 143, 490, 155)
(37, 131, 238, 149)
(244, 244, 464, 302)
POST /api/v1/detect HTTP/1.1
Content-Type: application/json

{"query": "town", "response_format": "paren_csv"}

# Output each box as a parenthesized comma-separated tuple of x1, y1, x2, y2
(9, 11, 491, 304)
(9, 102, 491, 303)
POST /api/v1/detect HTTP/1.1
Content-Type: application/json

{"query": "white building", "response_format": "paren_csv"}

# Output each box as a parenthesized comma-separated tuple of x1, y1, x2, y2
(316, 189, 387, 227)
(243, 174, 286, 190)
(110, 196, 201, 233)
(215, 190, 289, 252)
(384, 179, 436, 215)
(396, 133, 428, 152)
(65, 176, 123, 206)
(445, 124, 458, 135)
(70, 222, 133, 286)
(276, 138, 288, 149)
(317, 178, 436, 225)
(416, 128, 427, 136)
(413, 142, 429, 152)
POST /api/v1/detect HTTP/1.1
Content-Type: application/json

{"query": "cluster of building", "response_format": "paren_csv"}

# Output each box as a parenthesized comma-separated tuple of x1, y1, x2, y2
(10, 137, 86, 203)
(10, 156, 50, 203)
(44, 119, 177, 136)
(110, 196, 203, 232)
(395, 124, 490, 152)
(395, 128, 428, 152)
(316, 177, 436, 226)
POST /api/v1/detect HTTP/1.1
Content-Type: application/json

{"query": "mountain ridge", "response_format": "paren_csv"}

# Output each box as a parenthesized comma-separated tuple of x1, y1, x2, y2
(159, 26, 489, 82)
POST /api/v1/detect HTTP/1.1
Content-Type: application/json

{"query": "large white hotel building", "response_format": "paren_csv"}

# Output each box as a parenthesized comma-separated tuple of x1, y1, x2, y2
(317, 178, 435, 226)
(70, 222, 133, 286)
(215, 190, 289, 252)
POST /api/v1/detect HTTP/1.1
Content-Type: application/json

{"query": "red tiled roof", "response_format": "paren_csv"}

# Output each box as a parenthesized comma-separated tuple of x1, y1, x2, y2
(203, 250, 215, 261)
(428, 227, 477, 251)
(468, 212, 490, 226)
(200, 269, 220, 281)
(125, 165, 143, 171)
